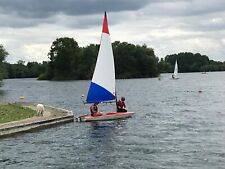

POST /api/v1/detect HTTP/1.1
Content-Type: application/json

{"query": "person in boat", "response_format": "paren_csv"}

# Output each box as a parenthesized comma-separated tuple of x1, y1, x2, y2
(90, 103, 103, 116)
(117, 97, 127, 112)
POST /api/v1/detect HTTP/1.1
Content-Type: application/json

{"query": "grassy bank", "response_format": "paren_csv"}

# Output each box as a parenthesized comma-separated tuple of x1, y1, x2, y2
(0, 103, 36, 123)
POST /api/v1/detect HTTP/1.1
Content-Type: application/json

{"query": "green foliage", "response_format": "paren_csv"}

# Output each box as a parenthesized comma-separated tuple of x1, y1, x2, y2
(113, 41, 159, 78)
(0, 45, 8, 81)
(0, 62, 7, 80)
(162, 52, 225, 73)
(0, 45, 8, 63)
(27, 62, 43, 78)
(5, 37, 225, 80)
(47, 37, 81, 80)
(158, 58, 172, 73)
(38, 73, 48, 80)
(201, 60, 225, 72)
(75, 44, 98, 79)
(4, 61, 46, 79)
(0, 103, 36, 123)
(40, 38, 160, 80)
(164, 52, 210, 72)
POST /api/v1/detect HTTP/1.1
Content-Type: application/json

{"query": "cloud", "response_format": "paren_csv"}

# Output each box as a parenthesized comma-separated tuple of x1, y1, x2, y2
(0, 0, 150, 27)
(145, 0, 225, 17)
(0, 0, 225, 63)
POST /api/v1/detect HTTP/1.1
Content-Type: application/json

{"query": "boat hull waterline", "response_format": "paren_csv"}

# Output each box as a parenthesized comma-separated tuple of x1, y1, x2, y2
(78, 112, 134, 122)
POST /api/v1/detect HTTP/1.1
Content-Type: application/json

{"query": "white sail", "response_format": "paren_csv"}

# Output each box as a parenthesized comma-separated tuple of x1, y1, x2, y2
(173, 60, 178, 78)
(86, 12, 116, 103)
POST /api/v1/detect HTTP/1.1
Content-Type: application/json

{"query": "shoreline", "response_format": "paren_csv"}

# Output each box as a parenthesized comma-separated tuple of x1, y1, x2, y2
(0, 102, 74, 138)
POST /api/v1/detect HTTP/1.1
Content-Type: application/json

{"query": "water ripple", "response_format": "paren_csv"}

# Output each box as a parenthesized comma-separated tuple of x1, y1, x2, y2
(1, 73, 225, 168)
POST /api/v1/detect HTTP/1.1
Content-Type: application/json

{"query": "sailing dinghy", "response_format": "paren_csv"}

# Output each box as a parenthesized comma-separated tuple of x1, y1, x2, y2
(78, 12, 134, 122)
(172, 60, 179, 79)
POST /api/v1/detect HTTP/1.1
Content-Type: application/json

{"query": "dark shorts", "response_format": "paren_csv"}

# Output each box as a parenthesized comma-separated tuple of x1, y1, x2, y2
(117, 108, 127, 112)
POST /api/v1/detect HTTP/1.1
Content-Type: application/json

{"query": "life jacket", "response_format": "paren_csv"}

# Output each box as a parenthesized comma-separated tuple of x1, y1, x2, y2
(117, 100, 126, 109)
(90, 105, 98, 116)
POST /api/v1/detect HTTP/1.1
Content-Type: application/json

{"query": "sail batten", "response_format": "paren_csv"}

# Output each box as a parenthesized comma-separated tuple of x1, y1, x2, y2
(86, 12, 116, 103)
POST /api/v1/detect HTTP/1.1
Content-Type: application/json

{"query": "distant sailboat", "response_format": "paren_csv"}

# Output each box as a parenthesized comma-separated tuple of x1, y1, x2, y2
(172, 60, 179, 79)
(78, 12, 134, 122)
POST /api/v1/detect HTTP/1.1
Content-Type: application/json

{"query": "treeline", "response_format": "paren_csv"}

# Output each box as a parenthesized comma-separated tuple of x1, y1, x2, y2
(1, 38, 225, 82)
(3, 61, 47, 79)
(0, 47, 47, 80)
(0, 45, 8, 86)
(158, 52, 225, 73)
(0, 37, 159, 80)
(38, 37, 159, 80)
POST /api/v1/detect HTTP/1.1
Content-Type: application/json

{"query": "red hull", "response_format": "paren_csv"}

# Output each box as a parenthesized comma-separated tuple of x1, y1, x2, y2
(77, 112, 134, 122)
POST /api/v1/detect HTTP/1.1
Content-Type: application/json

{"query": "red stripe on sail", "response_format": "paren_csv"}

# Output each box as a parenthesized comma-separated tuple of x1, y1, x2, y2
(102, 12, 109, 34)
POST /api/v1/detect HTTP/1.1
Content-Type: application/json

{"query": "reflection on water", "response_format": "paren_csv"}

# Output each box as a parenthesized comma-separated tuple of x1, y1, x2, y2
(0, 81, 4, 96)
(0, 90, 4, 96)
(85, 121, 125, 168)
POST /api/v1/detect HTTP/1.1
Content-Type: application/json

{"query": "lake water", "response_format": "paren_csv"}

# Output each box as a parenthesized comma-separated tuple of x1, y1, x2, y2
(1, 72, 225, 169)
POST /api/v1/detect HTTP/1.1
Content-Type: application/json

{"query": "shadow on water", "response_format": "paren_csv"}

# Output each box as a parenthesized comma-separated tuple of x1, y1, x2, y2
(84, 120, 126, 168)
(0, 81, 6, 101)
(0, 89, 5, 100)
(0, 90, 4, 95)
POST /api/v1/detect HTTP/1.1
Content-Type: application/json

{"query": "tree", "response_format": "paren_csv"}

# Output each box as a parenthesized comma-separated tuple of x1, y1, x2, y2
(47, 37, 81, 80)
(113, 41, 159, 78)
(26, 62, 43, 78)
(10, 60, 27, 78)
(113, 41, 137, 78)
(40, 38, 160, 80)
(158, 58, 172, 73)
(76, 44, 98, 79)
(0, 45, 8, 81)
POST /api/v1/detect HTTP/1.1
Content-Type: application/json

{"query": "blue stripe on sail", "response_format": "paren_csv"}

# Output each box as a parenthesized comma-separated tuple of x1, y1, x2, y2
(86, 82, 115, 103)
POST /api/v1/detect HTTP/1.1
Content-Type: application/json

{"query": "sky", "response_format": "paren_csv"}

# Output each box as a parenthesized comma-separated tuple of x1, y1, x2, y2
(0, 0, 225, 63)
